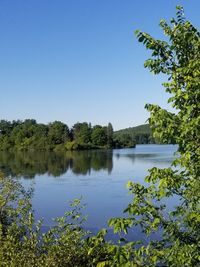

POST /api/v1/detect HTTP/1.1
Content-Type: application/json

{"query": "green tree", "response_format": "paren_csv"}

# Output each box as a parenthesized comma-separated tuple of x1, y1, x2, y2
(106, 123, 113, 148)
(9, 120, 37, 150)
(0, 120, 12, 135)
(108, 6, 200, 266)
(72, 122, 91, 144)
(91, 125, 107, 147)
(48, 121, 70, 145)
(114, 132, 135, 148)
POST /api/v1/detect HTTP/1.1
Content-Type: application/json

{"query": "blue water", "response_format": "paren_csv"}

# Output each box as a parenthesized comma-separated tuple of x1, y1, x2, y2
(4, 145, 177, 231)
(0, 144, 177, 234)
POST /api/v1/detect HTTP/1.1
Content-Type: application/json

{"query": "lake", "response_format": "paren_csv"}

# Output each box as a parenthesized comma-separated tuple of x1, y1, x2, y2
(0, 144, 177, 236)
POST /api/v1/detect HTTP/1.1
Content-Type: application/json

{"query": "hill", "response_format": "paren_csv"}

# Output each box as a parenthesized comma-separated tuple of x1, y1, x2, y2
(114, 124, 154, 144)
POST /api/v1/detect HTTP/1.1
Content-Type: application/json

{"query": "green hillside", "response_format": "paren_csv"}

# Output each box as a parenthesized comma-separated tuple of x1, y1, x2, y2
(114, 124, 154, 144)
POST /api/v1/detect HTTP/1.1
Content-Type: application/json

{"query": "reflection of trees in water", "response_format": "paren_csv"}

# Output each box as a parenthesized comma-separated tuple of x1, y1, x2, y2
(0, 151, 70, 178)
(69, 150, 113, 175)
(0, 150, 113, 178)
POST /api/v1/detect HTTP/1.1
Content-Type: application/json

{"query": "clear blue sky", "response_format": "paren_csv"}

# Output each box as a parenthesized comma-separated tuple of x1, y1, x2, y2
(0, 0, 199, 130)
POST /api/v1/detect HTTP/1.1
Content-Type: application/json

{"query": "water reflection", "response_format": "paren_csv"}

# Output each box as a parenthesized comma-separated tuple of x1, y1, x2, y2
(0, 150, 113, 178)
(0, 145, 177, 231)
(0, 146, 176, 179)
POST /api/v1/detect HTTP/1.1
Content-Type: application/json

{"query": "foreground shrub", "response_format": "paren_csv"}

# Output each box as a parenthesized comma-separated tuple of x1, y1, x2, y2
(108, 6, 200, 266)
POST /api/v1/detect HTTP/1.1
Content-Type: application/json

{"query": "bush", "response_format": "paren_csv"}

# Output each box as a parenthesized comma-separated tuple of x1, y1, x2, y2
(0, 172, 110, 266)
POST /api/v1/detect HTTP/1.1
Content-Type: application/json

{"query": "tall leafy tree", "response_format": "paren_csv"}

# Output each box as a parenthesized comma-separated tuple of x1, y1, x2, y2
(109, 6, 200, 266)
(91, 125, 107, 146)
(0, 120, 12, 135)
(48, 121, 69, 145)
(106, 122, 113, 148)
(72, 122, 91, 144)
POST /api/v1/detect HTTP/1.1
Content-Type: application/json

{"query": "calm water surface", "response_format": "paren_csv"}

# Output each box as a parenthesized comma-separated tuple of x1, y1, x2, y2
(0, 144, 177, 234)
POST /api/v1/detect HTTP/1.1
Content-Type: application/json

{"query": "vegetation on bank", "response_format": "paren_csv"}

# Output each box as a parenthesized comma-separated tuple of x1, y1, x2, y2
(0, 6, 199, 266)
(0, 173, 111, 267)
(0, 120, 136, 152)
(114, 124, 155, 144)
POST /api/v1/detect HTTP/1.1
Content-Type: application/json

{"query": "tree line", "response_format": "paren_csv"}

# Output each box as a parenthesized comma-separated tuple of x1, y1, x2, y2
(0, 119, 135, 151)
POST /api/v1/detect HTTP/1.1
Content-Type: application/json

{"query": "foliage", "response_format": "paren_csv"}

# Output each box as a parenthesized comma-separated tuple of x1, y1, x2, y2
(47, 121, 70, 146)
(72, 122, 92, 145)
(0, 172, 149, 267)
(107, 123, 114, 148)
(108, 6, 200, 266)
(0, 172, 109, 266)
(91, 125, 107, 147)
(114, 124, 154, 144)
(113, 133, 136, 148)
(0, 120, 130, 151)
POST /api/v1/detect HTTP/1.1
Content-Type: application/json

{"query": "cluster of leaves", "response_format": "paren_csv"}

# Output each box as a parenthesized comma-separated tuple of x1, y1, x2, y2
(0, 119, 69, 151)
(108, 6, 200, 266)
(0, 120, 122, 151)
